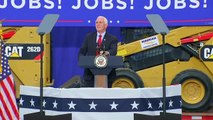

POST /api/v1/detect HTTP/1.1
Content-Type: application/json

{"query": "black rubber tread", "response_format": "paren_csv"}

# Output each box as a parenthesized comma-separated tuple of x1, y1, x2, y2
(111, 68, 144, 88)
(171, 69, 213, 112)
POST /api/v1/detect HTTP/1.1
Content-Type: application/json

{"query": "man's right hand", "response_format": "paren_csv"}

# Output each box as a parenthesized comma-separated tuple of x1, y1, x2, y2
(100, 51, 110, 56)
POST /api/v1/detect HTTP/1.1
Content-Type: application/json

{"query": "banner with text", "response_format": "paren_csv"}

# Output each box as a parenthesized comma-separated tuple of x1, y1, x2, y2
(0, 0, 213, 27)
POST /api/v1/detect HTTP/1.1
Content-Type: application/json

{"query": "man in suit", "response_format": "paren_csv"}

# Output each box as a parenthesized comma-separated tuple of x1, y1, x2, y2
(78, 16, 118, 87)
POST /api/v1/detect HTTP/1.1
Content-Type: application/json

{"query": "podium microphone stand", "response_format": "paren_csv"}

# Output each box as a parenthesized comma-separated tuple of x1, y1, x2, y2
(146, 14, 181, 120)
(36, 14, 59, 116)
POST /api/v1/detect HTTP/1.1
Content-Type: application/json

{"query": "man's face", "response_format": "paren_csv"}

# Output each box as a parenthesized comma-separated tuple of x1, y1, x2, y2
(95, 17, 107, 33)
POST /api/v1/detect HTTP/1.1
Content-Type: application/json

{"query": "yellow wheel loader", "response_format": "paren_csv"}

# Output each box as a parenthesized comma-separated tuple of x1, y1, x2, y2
(0, 27, 53, 98)
(113, 26, 213, 111)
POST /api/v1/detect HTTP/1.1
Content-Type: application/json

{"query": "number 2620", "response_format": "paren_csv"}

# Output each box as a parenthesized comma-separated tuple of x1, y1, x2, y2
(27, 46, 41, 52)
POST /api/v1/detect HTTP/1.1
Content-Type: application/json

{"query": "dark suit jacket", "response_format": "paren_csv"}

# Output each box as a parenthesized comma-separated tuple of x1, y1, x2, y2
(78, 32, 118, 85)
(79, 32, 118, 56)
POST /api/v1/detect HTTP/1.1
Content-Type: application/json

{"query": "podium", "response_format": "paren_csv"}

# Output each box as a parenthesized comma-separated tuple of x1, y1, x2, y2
(79, 56, 123, 88)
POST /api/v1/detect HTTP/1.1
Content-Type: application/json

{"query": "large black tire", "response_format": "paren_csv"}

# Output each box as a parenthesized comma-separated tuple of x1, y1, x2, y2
(110, 68, 144, 88)
(171, 69, 213, 111)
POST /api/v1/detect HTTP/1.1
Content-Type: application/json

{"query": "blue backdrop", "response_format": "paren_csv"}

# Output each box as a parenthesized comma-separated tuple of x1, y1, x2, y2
(1, 0, 213, 87)
(1, 0, 213, 27)
(51, 27, 122, 87)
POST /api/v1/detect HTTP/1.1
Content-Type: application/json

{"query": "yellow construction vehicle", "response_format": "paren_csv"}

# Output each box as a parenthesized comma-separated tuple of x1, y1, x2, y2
(0, 27, 53, 98)
(1, 26, 213, 112)
(113, 26, 213, 111)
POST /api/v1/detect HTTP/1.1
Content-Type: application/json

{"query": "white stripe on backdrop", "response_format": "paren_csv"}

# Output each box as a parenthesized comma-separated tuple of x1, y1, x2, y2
(19, 85, 181, 120)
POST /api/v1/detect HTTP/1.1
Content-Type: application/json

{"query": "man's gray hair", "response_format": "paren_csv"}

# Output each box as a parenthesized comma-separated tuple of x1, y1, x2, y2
(97, 16, 108, 24)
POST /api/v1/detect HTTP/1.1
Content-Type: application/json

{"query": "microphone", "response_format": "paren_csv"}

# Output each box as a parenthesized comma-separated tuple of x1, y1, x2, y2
(102, 39, 106, 52)
(101, 39, 109, 56)
(96, 43, 101, 56)
(99, 39, 105, 55)
(96, 38, 106, 56)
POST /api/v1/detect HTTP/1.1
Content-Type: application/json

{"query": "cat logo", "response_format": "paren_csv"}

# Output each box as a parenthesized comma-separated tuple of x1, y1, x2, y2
(5, 46, 23, 57)
(200, 45, 213, 61)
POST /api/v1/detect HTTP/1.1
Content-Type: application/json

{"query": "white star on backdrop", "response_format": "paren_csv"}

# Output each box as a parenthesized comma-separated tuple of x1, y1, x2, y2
(53, 100, 58, 109)
(147, 101, 152, 109)
(131, 101, 139, 110)
(110, 101, 118, 110)
(30, 98, 35, 107)
(68, 101, 76, 110)
(43, 99, 47, 108)
(169, 100, 173, 108)
(158, 100, 163, 109)
(19, 97, 24, 106)
(89, 101, 97, 110)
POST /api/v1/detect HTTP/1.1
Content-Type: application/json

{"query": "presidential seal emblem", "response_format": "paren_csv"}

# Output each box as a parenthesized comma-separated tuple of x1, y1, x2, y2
(94, 55, 108, 68)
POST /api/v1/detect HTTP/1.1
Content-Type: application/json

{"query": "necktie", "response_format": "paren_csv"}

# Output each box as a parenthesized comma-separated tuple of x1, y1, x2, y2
(98, 35, 102, 46)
